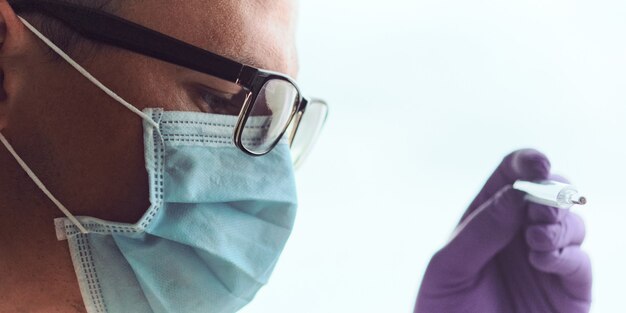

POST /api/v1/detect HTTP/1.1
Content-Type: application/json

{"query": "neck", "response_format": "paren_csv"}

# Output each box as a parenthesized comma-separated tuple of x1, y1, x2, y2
(0, 144, 86, 312)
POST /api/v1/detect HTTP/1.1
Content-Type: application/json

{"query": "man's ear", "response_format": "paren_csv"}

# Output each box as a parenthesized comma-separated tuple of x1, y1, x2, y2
(0, 0, 27, 130)
(0, 1, 26, 53)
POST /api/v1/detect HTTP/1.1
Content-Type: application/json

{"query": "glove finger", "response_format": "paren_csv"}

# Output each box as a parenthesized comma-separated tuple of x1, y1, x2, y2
(434, 186, 526, 282)
(527, 174, 571, 224)
(462, 149, 550, 223)
(529, 246, 592, 301)
(526, 212, 586, 252)
(548, 173, 571, 185)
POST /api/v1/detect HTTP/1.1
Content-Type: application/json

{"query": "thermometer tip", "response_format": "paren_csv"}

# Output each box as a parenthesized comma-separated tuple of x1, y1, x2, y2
(573, 196, 587, 205)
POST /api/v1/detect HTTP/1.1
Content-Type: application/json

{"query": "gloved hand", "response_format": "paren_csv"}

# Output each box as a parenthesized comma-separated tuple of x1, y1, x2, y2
(415, 149, 592, 313)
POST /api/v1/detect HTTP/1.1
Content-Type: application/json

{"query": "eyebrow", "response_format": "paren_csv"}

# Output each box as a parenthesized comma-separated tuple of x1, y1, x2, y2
(236, 53, 270, 73)
(234, 47, 297, 78)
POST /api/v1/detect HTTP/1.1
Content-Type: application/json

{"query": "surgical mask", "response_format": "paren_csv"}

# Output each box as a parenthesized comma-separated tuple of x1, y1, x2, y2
(0, 17, 298, 313)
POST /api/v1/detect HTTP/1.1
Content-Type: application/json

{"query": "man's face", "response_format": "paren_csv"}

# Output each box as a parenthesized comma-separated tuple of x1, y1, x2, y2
(1, 0, 298, 222)
(0, 1, 298, 310)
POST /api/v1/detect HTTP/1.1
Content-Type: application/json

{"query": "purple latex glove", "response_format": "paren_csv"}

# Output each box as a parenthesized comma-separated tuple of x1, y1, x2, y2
(415, 149, 592, 313)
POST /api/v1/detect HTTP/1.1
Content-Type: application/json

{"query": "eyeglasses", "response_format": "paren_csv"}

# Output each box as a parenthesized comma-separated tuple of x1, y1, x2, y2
(9, 0, 328, 162)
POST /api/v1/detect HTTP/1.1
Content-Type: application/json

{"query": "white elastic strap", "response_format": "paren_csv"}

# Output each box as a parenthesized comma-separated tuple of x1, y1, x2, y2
(447, 202, 489, 243)
(0, 133, 89, 234)
(18, 16, 159, 129)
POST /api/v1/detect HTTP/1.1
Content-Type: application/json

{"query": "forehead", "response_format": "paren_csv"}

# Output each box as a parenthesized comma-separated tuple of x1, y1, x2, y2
(118, 0, 299, 77)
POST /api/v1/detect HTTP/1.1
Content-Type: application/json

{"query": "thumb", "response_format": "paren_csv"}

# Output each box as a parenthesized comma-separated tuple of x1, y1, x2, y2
(429, 186, 526, 283)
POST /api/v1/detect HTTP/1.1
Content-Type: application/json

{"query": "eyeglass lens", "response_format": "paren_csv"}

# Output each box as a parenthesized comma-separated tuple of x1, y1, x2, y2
(241, 79, 299, 154)
(290, 100, 328, 168)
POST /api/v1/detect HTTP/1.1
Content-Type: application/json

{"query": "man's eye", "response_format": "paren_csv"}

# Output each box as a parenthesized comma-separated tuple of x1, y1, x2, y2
(201, 91, 242, 116)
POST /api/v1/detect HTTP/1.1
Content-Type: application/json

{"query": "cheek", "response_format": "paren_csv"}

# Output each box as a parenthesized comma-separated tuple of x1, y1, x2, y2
(9, 62, 146, 191)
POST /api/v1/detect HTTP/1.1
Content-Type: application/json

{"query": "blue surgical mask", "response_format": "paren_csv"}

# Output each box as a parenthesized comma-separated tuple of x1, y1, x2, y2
(0, 17, 298, 313)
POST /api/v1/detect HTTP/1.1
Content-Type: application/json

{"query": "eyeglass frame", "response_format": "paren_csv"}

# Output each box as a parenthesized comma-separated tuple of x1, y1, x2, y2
(9, 0, 316, 156)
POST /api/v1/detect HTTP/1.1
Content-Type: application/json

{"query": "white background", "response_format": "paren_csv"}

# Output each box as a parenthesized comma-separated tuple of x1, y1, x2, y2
(242, 0, 626, 312)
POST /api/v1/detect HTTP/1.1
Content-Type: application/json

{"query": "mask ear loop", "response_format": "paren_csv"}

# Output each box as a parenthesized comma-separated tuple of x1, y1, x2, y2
(5, 17, 163, 234)
(17, 16, 159, 129)
(0, 133, 89, 234)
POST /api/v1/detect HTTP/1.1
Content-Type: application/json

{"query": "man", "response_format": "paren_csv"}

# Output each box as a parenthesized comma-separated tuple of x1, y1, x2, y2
(0, 0, 590, 312)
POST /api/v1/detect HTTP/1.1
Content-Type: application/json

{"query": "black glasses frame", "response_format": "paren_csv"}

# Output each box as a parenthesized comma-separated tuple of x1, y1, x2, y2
(9, 0, 307, 156)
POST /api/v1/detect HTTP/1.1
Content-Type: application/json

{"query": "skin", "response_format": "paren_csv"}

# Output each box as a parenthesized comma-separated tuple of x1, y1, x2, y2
(0, 0, 298, 312)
